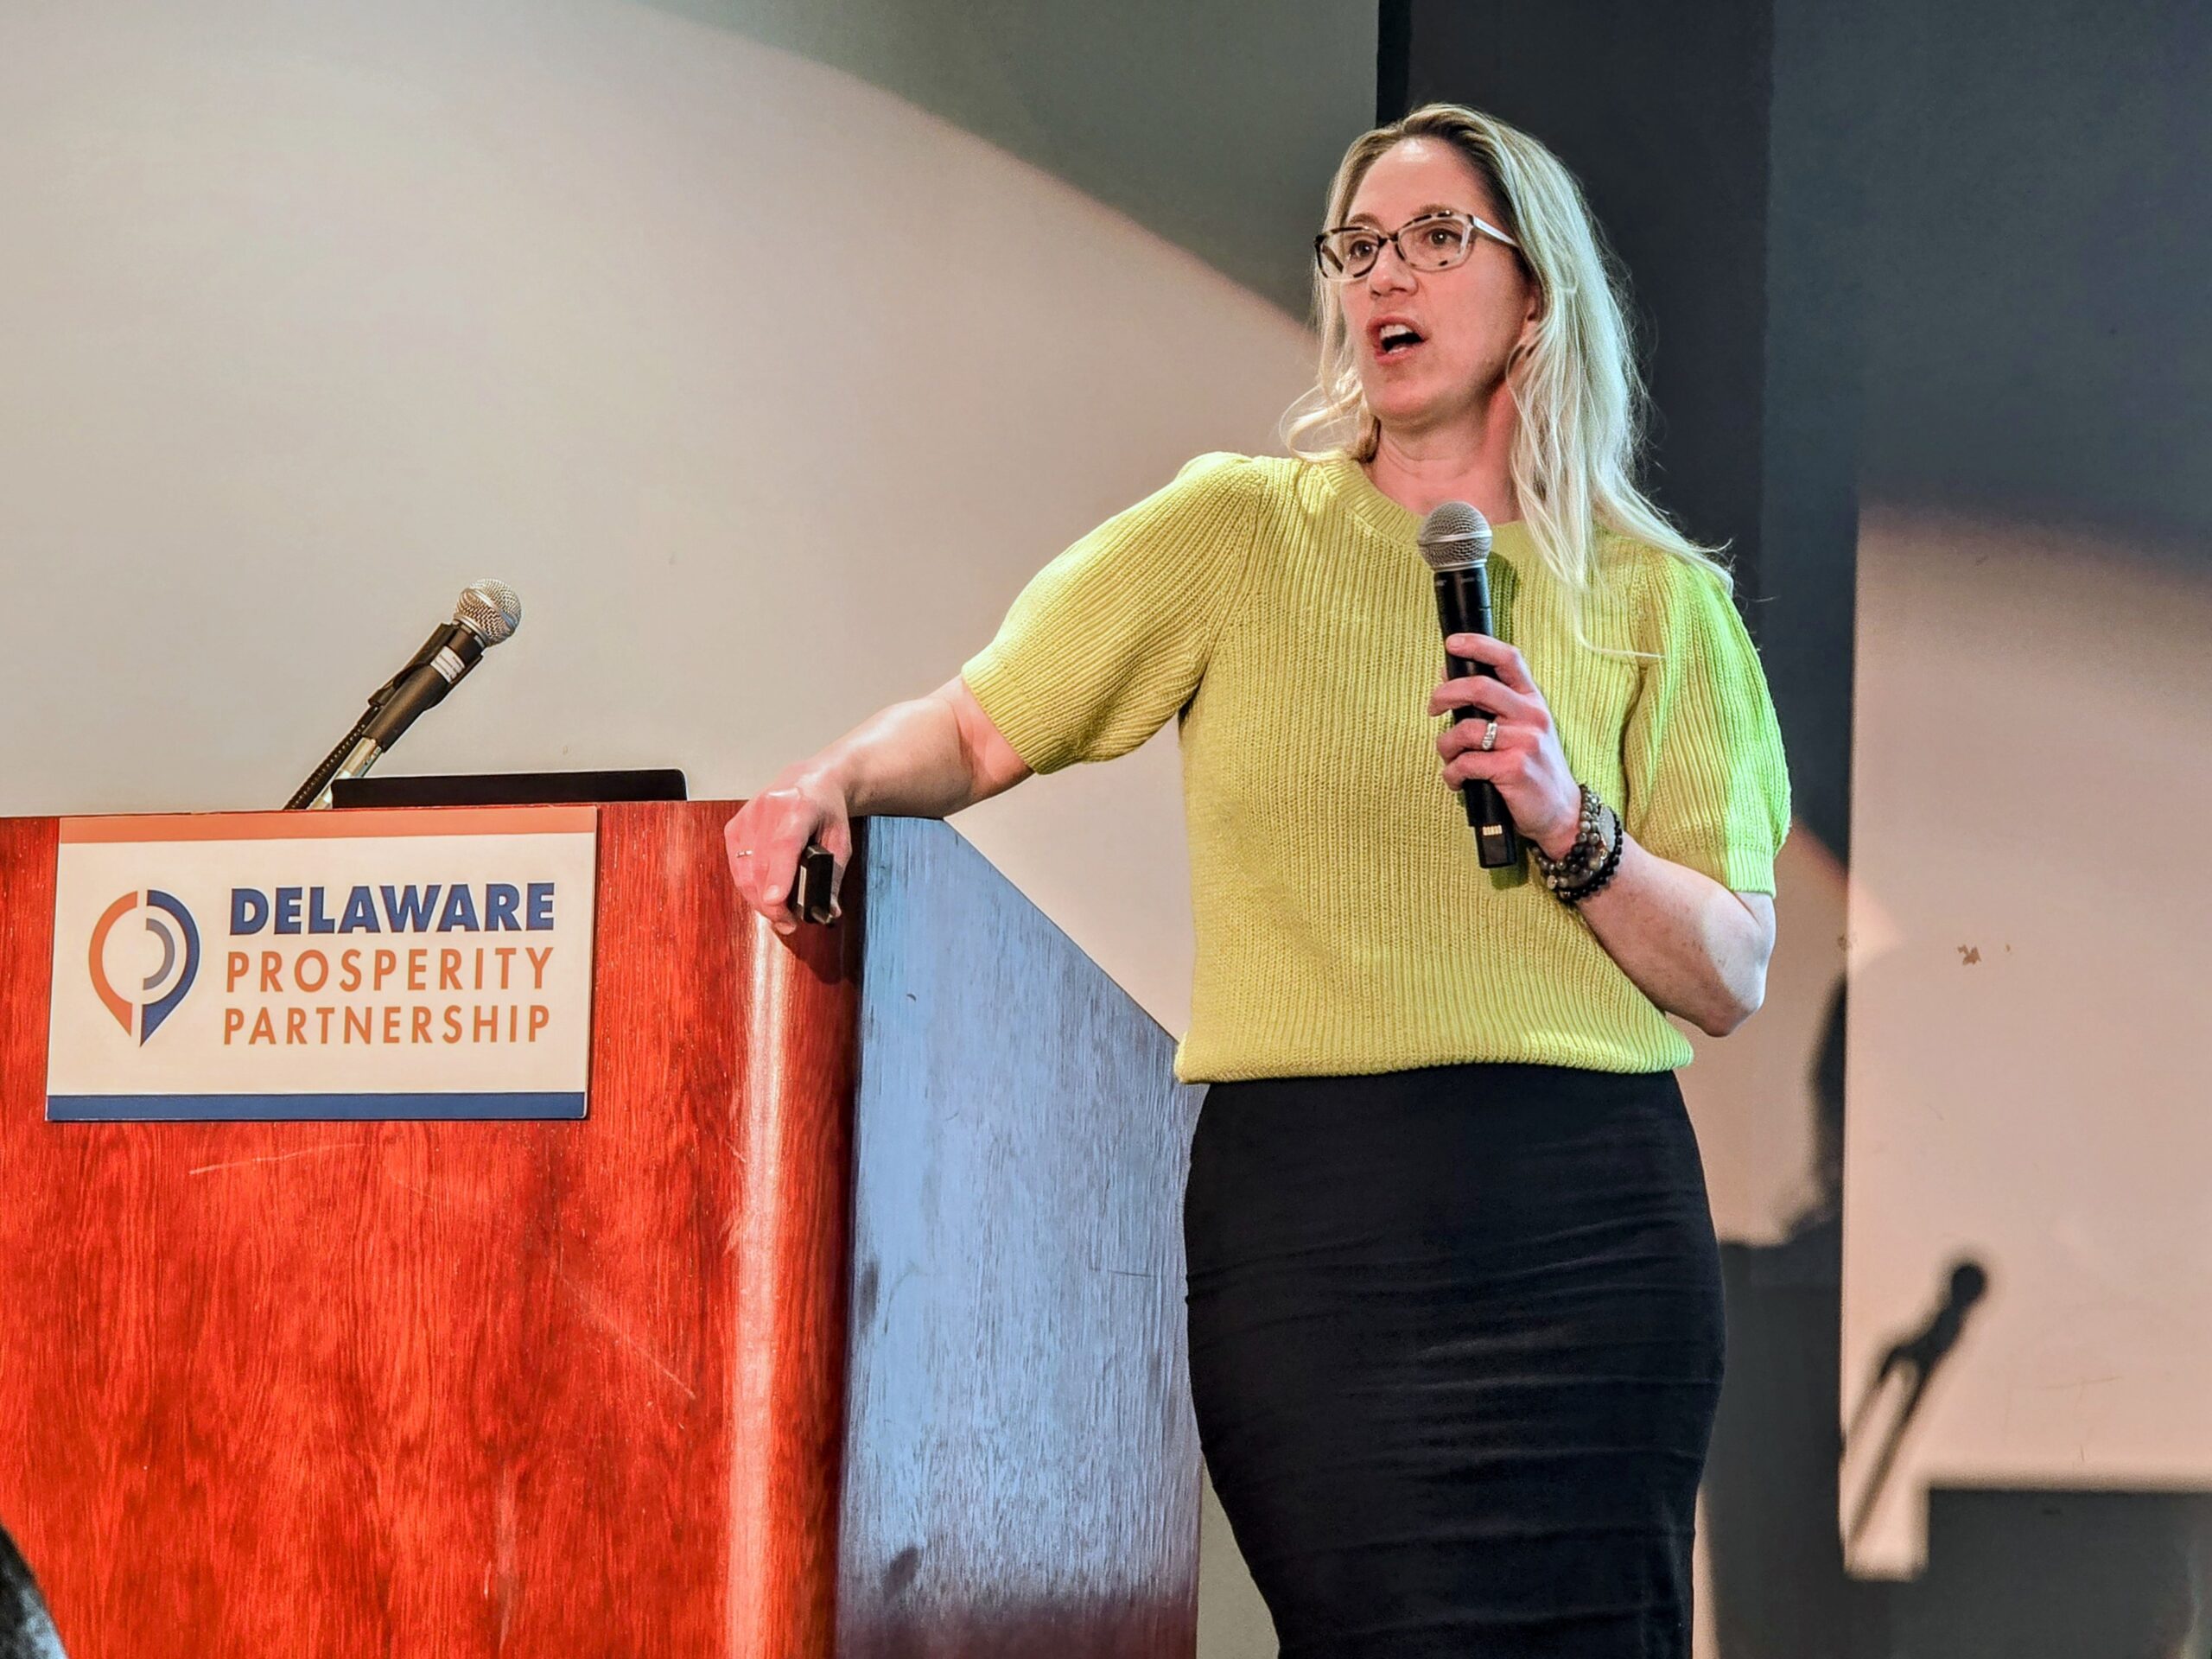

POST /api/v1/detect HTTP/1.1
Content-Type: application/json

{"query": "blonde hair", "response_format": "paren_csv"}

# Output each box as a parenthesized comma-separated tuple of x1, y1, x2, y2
(1282, 103, 1731, 612)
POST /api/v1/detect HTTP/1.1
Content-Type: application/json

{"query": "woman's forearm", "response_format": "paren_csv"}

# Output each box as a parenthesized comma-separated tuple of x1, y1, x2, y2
(1563, 833, 1775, 1037)
(788, 678, 1030, 822)
(797, 694, 976, 819)
(1425, 633, 1777, 1037)
(728, 677, 1030, 931)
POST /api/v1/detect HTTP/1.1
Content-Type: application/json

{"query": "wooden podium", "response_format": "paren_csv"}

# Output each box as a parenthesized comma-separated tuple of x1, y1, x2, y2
(0, 805, 1203, 1657)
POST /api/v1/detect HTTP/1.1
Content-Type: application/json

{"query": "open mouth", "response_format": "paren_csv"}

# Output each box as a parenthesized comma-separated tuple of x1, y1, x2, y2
(1375, 322, 1426, 359)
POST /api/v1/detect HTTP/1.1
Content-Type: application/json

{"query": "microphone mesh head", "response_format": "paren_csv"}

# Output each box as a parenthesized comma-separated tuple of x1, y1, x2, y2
(454, 579, 522, 645)
(1415, 501, 1493, 570)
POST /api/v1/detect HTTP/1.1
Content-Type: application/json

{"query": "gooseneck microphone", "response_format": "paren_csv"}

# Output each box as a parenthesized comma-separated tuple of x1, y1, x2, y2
(1416, 503, 1521, 868)
(285, 580, 523, 810)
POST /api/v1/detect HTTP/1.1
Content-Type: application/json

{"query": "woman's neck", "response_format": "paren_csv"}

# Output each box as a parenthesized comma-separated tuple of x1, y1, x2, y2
(1363, 400, 1522, 525)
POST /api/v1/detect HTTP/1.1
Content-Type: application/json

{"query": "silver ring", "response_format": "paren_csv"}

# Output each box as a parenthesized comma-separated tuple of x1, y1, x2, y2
(1479, 717, 1500, 753)
(733, 849, 753, 858)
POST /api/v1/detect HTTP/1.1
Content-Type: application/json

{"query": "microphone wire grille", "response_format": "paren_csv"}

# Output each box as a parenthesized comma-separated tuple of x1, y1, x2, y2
(454, 579, 523, 645)
(1415, 501, 1492, 570)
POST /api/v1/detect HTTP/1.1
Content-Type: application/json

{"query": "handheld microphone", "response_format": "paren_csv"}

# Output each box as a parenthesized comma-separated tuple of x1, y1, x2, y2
(286, 580, 523, 810)
(1416, 503, 1520, 868)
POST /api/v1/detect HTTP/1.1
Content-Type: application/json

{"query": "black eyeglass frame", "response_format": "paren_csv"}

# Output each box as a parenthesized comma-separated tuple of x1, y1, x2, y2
(1313, 209, 1522, 281)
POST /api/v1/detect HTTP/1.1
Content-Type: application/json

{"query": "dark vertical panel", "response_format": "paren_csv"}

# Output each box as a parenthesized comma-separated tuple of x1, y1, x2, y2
(1755, 0, 1864, 858)
(1376, 0, 1413, 125)
(1403, 2, 1775, 604)
(1398, 0, 1859, 855)
(1855, 0, 2212, 549)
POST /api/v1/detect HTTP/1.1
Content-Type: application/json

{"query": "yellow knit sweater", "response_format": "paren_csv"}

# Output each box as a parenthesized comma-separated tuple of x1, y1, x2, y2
(962, 451, 1790, 1083)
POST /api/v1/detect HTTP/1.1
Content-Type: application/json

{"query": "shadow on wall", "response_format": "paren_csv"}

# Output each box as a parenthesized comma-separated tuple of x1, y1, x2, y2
(635, 0, 1374, 317)
(1839, 1258, 1988, 1557)
(1700, 970, 2212, 1658)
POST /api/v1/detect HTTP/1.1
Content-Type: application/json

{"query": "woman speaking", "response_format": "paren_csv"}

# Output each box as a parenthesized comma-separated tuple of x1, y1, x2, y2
(726, 103, 1788, 1657)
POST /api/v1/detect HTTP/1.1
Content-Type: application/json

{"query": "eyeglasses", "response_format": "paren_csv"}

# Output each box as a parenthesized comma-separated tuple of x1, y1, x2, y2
(1313, 210, 1520, 281)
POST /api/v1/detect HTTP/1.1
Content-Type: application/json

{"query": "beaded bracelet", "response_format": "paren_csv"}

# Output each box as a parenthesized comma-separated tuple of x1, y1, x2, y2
(1533, 784, 1625, 906)
(1530, 785, 1606, 891)
(1554, 808, 1625, 906)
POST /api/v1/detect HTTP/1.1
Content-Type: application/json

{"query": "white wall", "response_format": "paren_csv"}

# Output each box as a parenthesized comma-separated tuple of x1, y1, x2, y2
(0, 0, 1317, 1039)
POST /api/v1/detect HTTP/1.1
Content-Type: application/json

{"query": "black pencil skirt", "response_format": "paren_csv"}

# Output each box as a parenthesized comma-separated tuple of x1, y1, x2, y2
(1184, 1063, 1725, 1658)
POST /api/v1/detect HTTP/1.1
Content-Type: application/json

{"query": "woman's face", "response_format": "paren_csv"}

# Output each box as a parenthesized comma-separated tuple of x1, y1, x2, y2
(1335, 137, 1539, 441)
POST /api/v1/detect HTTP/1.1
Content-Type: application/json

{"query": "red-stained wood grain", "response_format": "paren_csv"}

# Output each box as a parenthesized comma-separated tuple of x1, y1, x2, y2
(0, 804, 861, 1658)
(724, 811, 861, 1659)
(0, 805, 1200, 1659)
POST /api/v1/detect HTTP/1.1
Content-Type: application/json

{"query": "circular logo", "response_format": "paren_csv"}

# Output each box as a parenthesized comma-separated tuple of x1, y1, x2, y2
(89, 889, 200, 1046)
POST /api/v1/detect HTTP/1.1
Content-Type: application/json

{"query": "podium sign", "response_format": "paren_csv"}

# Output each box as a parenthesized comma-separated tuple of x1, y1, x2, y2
(45, 806, 598, 1121)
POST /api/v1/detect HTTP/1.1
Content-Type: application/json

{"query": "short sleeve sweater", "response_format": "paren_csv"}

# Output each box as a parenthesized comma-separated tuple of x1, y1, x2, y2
(960, 450, 1791, 1084)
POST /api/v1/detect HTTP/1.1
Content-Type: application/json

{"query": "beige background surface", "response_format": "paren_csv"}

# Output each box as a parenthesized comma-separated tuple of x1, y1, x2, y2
(1840, 507, 2212, 1575)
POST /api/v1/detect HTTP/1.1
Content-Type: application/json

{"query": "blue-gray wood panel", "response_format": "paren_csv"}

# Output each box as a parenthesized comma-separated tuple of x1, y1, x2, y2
(836, 816, 1203, 1657)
